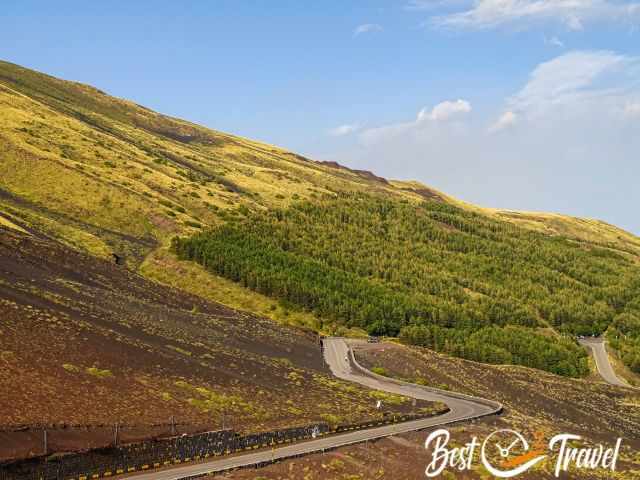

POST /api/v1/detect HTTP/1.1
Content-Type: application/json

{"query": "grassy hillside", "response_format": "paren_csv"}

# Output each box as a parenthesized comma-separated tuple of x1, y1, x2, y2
(172, 193, 640, 376)
(1, 59, 638, 262)
(0, 60, 422, 267)
(1, 59, 640, 375)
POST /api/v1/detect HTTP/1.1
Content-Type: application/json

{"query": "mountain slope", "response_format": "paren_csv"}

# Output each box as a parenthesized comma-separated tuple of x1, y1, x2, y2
(1, 60, 640, 376)
(1, 59, 639, 264)
(1, 225, 438, 462)
(0, 60, 422, 267)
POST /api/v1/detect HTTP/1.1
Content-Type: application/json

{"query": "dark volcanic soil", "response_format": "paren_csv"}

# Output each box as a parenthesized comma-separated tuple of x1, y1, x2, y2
(355, 343, 640, 445)
(211, 343, 640, 479)
(0, 228, 430, 461)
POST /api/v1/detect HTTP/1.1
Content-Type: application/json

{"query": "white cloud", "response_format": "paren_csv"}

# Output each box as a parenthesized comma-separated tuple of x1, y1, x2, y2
(360, 99, 472, 145)
(566, 14, 584, 31)
(430, 0, 640, 31)
(489, 111, 518, 132)
(626, 102, 640, 117)
(360, 118, 418, 145)
(353, 23, 383, 37)
(488, 50, 640, 130)
(544, 35, 565, 48)
(328, 124, 361, 137)
(507, 51, 634, 114)
(326, 49, 640, 234)
(424, 99, 473, 121)
(355, 52, 638, 146)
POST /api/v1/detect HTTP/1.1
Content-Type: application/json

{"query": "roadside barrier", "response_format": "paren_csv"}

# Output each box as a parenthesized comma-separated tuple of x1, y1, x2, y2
(0, 428, 233, 480)
(1, 339, 500, 479)
(0, 412, 437, 480)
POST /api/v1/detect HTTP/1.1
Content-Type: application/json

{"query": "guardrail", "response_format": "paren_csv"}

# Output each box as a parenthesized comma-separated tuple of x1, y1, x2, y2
(0, 424, 326, 480)
(1, 340, 502, 480)
(0, 413, 437, 480)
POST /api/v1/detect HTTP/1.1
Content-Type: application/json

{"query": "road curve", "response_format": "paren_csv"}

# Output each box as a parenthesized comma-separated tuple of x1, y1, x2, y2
(579, 338, 630, 388)
(124, 338, 500, 480)
(324, 338, 500, 423)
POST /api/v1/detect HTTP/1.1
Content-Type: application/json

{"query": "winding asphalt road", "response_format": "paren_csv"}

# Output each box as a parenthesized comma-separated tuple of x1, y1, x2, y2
(579, 337, 630, 388)
(124, 338, 501, 480)
(325, 338, 499, 423)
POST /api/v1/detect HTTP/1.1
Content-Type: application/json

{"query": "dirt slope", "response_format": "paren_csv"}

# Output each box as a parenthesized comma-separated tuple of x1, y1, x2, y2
(0, 228, 428, 461)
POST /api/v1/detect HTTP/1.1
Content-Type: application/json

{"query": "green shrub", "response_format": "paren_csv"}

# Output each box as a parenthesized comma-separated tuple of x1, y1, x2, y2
(371, 366, 388, 377)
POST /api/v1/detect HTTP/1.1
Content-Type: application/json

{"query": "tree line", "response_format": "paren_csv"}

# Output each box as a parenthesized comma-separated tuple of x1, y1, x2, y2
(172, 192, 640, 377)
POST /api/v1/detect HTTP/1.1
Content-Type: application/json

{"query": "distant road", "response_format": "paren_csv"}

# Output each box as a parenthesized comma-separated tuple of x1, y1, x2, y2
(579, 338, 630, 388)
(124, 338, 501, 480)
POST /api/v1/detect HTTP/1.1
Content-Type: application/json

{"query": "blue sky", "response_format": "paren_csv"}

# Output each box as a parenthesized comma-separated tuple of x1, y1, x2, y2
(2, 1, 640, 233)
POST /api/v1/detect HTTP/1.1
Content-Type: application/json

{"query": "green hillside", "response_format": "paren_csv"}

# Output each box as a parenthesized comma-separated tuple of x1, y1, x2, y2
(0, 60, 416, 265)
(173, 193, 640, 376)
(2, 59, 639, 263)
(1, 59, 640, 377)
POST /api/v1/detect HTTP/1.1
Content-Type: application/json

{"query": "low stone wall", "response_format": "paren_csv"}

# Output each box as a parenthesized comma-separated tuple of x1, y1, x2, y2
(0, 424, 322, 480)
(0, 414, 433, 480)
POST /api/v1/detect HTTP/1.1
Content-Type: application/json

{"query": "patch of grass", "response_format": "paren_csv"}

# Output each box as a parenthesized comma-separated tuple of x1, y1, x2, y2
(367, 390, 408, 406)
(175, 380, 251, 414)
(86, 366, 113, 378)
(62, 363, 80, 373)
(1, 351, 16, 362)
(371, 366, 388, 377)
(274, 357, 294, 368)
(139, 246, 322, 330)
(0, 214, 28, 233)
(184, 220, 202, 229)
(320, 413, 341, 425)
(166, 345, 193, 356)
